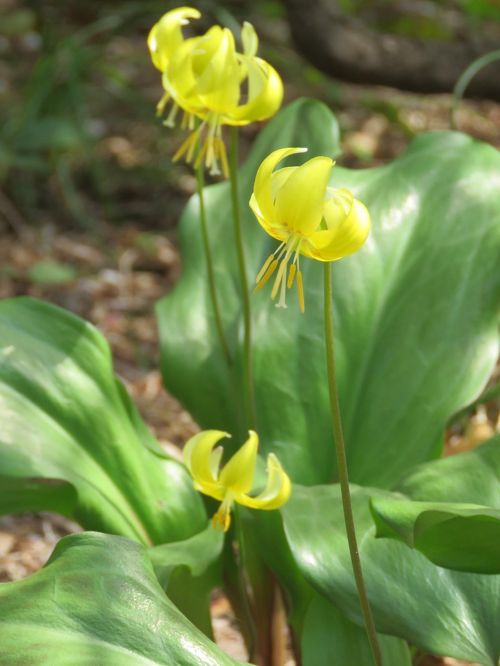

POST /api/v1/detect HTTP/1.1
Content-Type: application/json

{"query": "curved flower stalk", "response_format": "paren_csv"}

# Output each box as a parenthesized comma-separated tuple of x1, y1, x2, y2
(250, 148, 371, 311)
(183, 430, 291, 531)
(148, 7, 283, 176)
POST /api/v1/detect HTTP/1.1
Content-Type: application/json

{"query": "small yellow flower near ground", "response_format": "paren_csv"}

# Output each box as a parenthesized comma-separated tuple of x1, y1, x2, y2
(250, 148, 371, 312)
(148, 7, 283, 177)
(183, 430, 291, 532)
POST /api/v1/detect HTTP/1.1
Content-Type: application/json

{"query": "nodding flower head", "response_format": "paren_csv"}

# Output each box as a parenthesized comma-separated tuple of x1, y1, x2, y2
(183, 430, 291, 532)
(250, 148, 371, 312)
(148, 8, 283, 177)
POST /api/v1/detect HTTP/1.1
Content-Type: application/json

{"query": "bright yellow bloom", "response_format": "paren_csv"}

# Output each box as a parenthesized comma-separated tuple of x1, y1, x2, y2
(250, 148, 371, 312)
(183, 430, 291, 532)
(148, 7, 283, 177)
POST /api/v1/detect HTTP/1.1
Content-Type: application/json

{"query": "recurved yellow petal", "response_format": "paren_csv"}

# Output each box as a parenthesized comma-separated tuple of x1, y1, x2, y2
(306, 197, 371, 261)
(252, 147, 307, 228)
(274, 156, 333, 235)
(148, 7, 201, 71)
(228, 59, 283, 124)
(219, 430, 258, 494)
(195, 28, 240, 113)
(183, 430, 229, 495)
(241, 21, 258, 57)
(238, 453, 291, 510)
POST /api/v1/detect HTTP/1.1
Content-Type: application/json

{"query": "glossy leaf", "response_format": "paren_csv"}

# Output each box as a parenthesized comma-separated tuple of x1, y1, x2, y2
(282, 482, 500, 665)
(252, 510, 410, 666)
(0, 531, 244, 665)
(371, 496, 500, 574)
(0, 297, 205, 545)
(149, 524, 224, 636)
(302, 594, 412, 666)
(157, 98, 500, 486)
(370, 435, 500, 573)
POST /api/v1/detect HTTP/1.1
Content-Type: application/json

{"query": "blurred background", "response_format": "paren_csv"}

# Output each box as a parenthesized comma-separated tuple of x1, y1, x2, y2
(0, 7, 499, 656)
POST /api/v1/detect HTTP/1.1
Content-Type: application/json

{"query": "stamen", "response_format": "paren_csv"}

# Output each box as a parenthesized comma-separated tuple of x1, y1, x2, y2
(211, 496, 233, 532)
(297, 270, 305, 313)
(256, 255, 274, 283)
(271, 259, 288, 300)
(276, 263, 288, 308)
(173, 133, 196, 162)
(212, 506, 231, 532)
(217, 138, 229, 179)
(287, 263, 296, 288)
(163, 103, 179, 128)
(254, 259, 278, 293)
(156, 92, 170, 117)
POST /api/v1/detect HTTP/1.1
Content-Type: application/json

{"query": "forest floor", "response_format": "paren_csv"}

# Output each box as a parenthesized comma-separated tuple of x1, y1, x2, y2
(1, 1, 499, 663)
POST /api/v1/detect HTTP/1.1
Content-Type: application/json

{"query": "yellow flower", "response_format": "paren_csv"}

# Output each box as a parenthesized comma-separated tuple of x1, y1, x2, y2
(250, 148, 371, 312)
(148, 8, 283, 177)
(183, 430, 291, 532)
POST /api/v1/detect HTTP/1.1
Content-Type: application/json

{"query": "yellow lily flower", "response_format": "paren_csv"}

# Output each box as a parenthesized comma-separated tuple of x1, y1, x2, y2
(183, 430, 291, 532)
(148, 8, 283, 177)
(250, 148, 371, 312)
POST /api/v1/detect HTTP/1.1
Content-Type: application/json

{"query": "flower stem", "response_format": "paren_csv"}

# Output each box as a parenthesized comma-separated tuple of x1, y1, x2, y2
(323, 262, 383, 666)
(195, 163, 232, 367)
(233, 506, 258, 661)
(229, 126, 257, 430)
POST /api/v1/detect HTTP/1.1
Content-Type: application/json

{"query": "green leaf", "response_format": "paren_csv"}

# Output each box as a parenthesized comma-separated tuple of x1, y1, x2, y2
(282, 483, 500, 665)
(371, 497, 500, 574)
(397, 434, 500, 505)
(0, 531, 244, 665)
(0, 297, 205, 546)
(252, 511, 410, 666)
(0, 476, 77, 515)
(157, 98, 500, 486)
(27, 260, 77, 285)
(302, 594, 412, 666)
(370, 435, 500, 574)
(149, 524, 224, 636)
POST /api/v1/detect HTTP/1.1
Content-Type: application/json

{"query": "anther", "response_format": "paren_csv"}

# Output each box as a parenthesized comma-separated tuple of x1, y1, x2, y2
(254, 259, 278, 293)
(297, 270, 305, 313)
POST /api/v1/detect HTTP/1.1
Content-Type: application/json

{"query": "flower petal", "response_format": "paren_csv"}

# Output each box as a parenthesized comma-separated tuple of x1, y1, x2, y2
(148, 7, 201, 72)
(227, 59, 283, 124)
(274, 156, 333, 235)
(183, 430, 229, 495)
(305, 197, 371, 261)
(241, 21, 258, 57)
(195, 28, 241, 113)
(238, 454, 291, 510)
(252, 147, 307, 228)
(249, 195, 288, 241)
(219, 430, 258, 494)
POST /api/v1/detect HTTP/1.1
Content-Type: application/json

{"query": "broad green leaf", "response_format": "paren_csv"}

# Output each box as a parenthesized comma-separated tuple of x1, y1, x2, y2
(149, 524, 224, 636)
(371, 497, 500, 574)
(397, 434, 500, 505)
(0, 476, 77, 515)
(157, 98, 500, 486)
(0, 531, 244, 665)
(282, 484, 500, 665)
(0, 297, 205, 545)
(252, 510, 410, 666)
(370, 435, 500, 573)
(302, 594, 412, 666)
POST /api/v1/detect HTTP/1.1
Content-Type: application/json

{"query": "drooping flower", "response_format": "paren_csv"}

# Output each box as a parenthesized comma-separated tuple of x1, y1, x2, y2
(148, 7, 283, 177)
(183, 430, 291, 532)
(250, 148, 371, 312)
